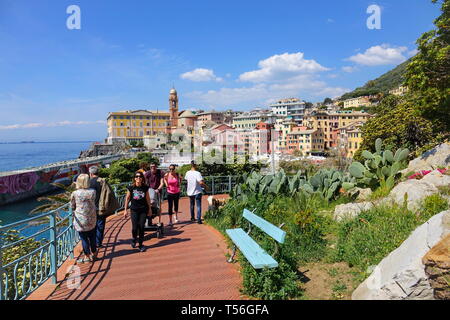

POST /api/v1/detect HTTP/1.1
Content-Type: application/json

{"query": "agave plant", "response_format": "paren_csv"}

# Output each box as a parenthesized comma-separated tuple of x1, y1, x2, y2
(348, 138, 409, 190)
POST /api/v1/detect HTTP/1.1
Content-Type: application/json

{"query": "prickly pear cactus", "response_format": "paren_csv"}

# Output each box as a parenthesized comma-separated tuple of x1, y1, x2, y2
(348, 138, 409, 190)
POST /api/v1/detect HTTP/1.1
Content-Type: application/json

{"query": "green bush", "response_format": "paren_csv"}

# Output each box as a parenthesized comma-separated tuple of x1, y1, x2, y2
(419, 193, 449, 219)
(99, 152, 160, 184)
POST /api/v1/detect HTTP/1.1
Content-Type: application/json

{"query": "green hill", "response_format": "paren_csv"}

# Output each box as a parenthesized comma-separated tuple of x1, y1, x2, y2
(340, 59, 411, 100)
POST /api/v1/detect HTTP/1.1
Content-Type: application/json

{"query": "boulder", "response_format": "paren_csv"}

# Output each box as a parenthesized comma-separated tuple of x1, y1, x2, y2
(388, 179, 438, 211)
(333, 202, 374, 222)
(422, 234, 450, 300)
(352, 210, 450, 300)
(402, 143, 450, 174)
(421, 169, 450, 188)
(348, 187, 373, 202)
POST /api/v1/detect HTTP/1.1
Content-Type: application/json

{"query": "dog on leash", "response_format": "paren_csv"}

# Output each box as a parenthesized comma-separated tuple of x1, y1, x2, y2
(207, 196, 228, 211)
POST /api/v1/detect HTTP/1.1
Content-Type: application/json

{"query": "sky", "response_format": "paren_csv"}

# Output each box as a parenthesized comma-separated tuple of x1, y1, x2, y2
(0, 0, 442, 142)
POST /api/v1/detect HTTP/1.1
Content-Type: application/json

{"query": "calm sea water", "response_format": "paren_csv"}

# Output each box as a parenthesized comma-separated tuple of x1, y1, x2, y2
(0, 141, 93, 227)
(0, 141, 93, 172)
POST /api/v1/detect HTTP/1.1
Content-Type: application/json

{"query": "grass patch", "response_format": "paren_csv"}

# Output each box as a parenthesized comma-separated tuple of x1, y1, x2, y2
(330, 194, 448, 282)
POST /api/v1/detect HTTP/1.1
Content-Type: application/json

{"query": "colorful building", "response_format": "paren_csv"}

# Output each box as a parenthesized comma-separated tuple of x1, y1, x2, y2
(249, 122, 274, 156)
(339, 121, 365, 158)
(107, 110, 170, 144)
(389, 85, 408, 96)
(286, 126, 324, 156)
(342, 96, 371, 109)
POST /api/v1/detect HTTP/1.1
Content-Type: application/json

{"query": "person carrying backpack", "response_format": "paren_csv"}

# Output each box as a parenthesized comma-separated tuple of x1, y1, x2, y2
(89, 166, 120, 248)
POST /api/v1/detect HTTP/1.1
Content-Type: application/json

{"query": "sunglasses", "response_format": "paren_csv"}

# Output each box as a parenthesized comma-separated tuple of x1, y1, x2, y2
(135, 176, 144, 179)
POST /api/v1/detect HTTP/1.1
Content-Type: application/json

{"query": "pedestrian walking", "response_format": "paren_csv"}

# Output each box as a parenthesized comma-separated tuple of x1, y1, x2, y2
(163, 164, 182, 226)
(124, 171, 152, 252)
(89, 166, 120, 248)
(144, 162, 164, 224)
(185, 161, 208, 224)
(70, 174, 97, 263)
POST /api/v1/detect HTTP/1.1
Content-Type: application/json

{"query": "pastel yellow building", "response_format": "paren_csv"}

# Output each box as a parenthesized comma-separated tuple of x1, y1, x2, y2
(303, 110, 372, 150)
(339, 121, 365, 158)
(343, 96, 371, 109)
(389, 85, 408, 96)
(286, 126, 324, 155)
(107, 110, 170, 144)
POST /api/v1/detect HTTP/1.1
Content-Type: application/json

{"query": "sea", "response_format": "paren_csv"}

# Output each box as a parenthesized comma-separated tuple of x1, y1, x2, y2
(0, 141, 94, 227)
(0, 141, 93, 172)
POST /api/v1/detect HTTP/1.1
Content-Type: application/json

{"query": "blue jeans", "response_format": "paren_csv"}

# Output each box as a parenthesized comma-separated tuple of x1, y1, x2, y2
(96, 214, 106, 246)
(79, 228, 97, 256)
(189, 194, 202, 221)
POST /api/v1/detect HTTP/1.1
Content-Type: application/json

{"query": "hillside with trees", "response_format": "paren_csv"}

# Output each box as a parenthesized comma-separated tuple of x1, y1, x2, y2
(340, 59, 410, 100)
(355, 0, 449, 159)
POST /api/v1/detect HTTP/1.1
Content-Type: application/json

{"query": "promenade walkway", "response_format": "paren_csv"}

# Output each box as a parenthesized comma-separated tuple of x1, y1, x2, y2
(28, 195, 243, 300)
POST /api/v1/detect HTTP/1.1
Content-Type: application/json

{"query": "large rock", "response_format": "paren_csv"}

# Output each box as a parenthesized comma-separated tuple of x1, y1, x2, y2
(352, 210, 450, 300)
(422, 234, 450, 300)
(402, 143, 450, 174)
(388, 179, 439, 211)
(421, 169, 450, 188)
(333, 202, 374, 222)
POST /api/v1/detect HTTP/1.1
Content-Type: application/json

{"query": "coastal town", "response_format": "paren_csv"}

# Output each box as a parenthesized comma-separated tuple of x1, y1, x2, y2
(100, 85, 408, 163)
(0, 0, 448, 305)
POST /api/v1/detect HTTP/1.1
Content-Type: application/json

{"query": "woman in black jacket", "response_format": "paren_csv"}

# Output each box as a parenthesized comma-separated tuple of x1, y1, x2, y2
(124, 171, 152, 252)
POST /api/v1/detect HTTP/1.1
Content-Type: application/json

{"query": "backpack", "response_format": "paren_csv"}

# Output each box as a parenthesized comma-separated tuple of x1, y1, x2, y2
(97, 178, 120, 216)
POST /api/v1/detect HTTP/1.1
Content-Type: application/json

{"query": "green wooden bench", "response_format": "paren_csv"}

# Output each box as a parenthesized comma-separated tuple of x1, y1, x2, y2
(226, 209, 286, 269)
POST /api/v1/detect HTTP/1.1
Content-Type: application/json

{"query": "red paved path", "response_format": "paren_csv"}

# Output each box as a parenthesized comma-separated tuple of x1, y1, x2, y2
(28, 195, 243, 300)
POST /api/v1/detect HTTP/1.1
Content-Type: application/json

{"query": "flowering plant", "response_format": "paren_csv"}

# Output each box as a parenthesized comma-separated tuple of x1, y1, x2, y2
(408, 168, 447, 180)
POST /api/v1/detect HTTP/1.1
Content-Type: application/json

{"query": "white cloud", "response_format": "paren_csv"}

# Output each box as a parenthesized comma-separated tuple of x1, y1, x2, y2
(180, 68, 223, 82)
(184, 52, 347, 108)
(347, 44, 408, 66)
(186, 76, 349, 108)
(239, 52, 329, 83)
(0, 120, 106, 130)
(342, 66, 358, 73)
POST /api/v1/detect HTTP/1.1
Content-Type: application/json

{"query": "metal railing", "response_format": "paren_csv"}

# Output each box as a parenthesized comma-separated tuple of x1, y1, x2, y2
(0, 175, 237, 300)
(0, 204, 74, 300)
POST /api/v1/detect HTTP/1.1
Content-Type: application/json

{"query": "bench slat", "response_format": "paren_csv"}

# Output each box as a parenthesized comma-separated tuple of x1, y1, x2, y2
(243, 209, 286, 243)
(226, 228, 278, 269)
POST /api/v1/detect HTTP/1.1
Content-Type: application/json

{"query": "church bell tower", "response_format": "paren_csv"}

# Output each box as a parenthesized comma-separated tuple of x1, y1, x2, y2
(169, 87, 179, 128)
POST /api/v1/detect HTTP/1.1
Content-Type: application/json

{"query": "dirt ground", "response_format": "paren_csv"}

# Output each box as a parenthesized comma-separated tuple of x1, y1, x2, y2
(298, 262, 358, 300)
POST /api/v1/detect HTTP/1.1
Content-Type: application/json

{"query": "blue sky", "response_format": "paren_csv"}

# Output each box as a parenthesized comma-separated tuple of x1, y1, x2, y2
(0, 0, 441, 142)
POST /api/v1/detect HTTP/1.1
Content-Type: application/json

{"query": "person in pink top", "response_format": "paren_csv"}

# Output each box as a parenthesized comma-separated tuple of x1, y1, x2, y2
(163, 164, 182, 226)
